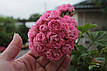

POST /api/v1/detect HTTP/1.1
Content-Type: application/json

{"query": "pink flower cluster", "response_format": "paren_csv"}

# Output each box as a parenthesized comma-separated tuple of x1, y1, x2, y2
(57, 4, 74, 16)
(28, 4, 79, 61)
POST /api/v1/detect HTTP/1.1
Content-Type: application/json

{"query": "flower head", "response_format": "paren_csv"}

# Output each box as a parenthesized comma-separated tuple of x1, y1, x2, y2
(28, 4, 78, 61)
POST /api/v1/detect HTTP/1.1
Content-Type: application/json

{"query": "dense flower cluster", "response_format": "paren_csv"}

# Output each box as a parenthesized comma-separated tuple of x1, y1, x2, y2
(28, 4, 79, 61)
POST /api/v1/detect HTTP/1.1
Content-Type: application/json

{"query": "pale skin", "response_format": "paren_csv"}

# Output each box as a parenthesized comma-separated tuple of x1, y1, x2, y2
(0, 34, 71, 71)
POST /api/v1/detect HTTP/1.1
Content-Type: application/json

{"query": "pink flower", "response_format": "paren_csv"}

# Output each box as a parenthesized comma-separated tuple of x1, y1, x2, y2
(28, 25, 38, 38)
(59, 24, 68, 39)
(35, 32, 46, 43)
(39, 24, 48, 32)
(64, 22, 78, 40)
(57, 4, 75, 16)
(47, 43, 61, 49)
(48, 20, 61, 32)
(28, 4, 78, 61)
(49, 10, 60, 20)
(46, 32, 53, 39)
(29, 41, 33, 49)
(40, 10, 52, 21)
(68, 28, 79, 40)
(46, 49, 62, 61)
(35, 43, 45, 52)
(32, 42, 45, 56)
(62, 41, 74, 55)
(61, 15, 77, 27)
(50, 35, 60, 43)
(67, 26, 79, 40)
(50, 34, 64, 47)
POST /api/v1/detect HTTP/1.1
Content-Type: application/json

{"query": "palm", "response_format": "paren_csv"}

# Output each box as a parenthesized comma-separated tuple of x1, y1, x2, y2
(0, 53, 45, 71)
(0, 34, 70, 71)
(13, 54, 45, 71)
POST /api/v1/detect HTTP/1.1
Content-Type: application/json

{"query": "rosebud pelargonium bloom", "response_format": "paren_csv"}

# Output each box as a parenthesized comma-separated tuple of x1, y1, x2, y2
(46, 48, 63, 61)
(57, 4, 75, 16)
(57, 4, 74, 12)
(62, 41, 74, 55)
(28, 4, 79, 61)
(39, 24, 48, 32)
(61, 15, 77, 27)
(48, 20, 61, 32)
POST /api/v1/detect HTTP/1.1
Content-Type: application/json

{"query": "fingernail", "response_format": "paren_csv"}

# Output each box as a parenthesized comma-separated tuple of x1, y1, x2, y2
(13, 33, 18, 40)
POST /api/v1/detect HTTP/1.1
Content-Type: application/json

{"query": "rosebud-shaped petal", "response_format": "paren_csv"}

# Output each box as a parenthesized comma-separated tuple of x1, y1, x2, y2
(68, 27, 79, 40)
(59, 24, 68, 39)
(48, 20, 61, 32)
(46, 49, 63, 61)
(35, 32, 46, 43)
(57, 4, 75, 16)
(33, 42, 45, 56)
(62, 41, 74, 55)
(39, 24, 48, 32)
(62, 15, 77, 27)
(28, 25, 39, 38)
(29, 41, 34, 49)
(49, 10, 60, 20)
(50, 35, 60, 43)
(40, 10, 52, 21)
(65, 23, 79, 40)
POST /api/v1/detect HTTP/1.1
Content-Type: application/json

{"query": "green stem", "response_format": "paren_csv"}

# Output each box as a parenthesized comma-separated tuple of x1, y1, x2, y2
(86, 32, 90, 37)
(74, 46, 77, 51)
(77, 34, 84, 44)
(86, 32, 94, 50)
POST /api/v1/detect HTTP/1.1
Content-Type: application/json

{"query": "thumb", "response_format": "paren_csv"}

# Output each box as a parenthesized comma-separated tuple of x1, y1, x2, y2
(1, 33, 23, 60)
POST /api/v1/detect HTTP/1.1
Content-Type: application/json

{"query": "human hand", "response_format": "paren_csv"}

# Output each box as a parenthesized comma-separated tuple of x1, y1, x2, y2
(0, 34, 71, 71)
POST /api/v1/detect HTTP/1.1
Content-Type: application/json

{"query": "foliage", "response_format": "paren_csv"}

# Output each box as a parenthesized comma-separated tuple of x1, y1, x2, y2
(0, 16, 17, 47)
(16, 23, 29, 44)
(68, 24, 107, 71)
(29, 13, 41, 22)
(0, 13, 41, 47)
(77, 23, 97, 33)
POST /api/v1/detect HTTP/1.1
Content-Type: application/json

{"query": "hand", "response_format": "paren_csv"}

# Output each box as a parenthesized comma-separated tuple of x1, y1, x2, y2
(0, 34, 71, 71)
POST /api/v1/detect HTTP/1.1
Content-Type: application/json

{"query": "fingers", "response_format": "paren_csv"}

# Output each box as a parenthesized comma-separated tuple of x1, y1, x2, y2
(28, 51, 50, 67)
(27, 51, 39, 59)
(1, 33, 23, 60)
(58, 55, 71, 71)
(46, 56, 65, 71)
(15, 53, 37, 71)
(35, 63, 45, 71)
(15, 51, 45, 71)
(37, 55, 50, 67)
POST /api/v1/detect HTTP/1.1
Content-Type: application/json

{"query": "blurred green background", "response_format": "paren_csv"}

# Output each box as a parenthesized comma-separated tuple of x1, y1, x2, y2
(0, 13, 41, 47)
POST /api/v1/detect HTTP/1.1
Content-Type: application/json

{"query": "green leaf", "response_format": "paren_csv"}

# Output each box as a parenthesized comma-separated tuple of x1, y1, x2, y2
(77, 23, 97, 33)
(78, 31, 84, 39)
(89, 62, 100, 70)
(89, 65, 96, 70)
(71, 55, 75, 60)
(72, 45, 87, 55)
(88, 50, 99, 57)
(87, 31, 107, 46)
(101, 46, 107, 54)
(80, 53, 88, 57)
